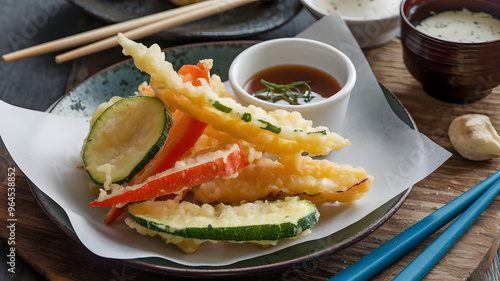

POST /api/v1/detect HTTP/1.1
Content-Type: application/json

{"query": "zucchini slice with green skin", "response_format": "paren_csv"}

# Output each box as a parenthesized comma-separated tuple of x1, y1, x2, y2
(83, 96, 172, 186)
(127, 197, 319, 241)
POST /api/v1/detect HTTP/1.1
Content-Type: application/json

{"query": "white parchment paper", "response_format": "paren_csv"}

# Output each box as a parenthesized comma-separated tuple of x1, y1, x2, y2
(0, 13, 451, 266)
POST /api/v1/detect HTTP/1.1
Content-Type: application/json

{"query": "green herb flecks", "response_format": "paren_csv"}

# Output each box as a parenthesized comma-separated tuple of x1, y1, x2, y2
(212, 101, 232, 113)
(258, 119, 282, 134)
(307, 130, 327, 135)
(252, 79, 315, 105)
(294, 128, 327, 135)
(241, 112, 252, 122)
(209, 99, 281, 133)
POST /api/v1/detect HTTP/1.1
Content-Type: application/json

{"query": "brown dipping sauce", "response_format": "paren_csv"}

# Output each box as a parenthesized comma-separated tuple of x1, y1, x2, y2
(244, 64, 342, 104)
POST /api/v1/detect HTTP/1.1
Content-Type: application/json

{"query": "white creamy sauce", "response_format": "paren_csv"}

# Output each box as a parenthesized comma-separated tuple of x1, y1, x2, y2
(313, 0, 402, 19)
(416, 8, 500, 43)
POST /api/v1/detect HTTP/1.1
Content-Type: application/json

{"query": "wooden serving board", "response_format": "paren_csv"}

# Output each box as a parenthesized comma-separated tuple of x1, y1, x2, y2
(1, 40, 500, 281)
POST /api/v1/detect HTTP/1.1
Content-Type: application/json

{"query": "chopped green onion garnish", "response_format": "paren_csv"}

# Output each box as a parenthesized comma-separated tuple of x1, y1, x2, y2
(307, 130, 327, 135)
(241, 112, 252, 122)
(258, 119, 282, 134)
(252, 79, 315, 105)
(212, 101, 232, 113)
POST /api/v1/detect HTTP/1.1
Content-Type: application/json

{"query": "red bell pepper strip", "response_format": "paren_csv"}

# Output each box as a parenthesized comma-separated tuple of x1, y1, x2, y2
(90, 145, 248, 207)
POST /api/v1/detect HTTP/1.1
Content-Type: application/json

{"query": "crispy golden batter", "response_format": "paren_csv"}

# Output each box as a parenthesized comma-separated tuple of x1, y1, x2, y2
(118, 33, 373, 207)
(187, 127, 372, 205)
(117, 33, 349, 156)
(192, 154, 372, 205)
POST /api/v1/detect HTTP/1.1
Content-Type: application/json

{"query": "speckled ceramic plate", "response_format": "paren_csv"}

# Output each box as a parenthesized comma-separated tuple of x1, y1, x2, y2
(31, 41, 415, 278)
(67, 0, 302, 39)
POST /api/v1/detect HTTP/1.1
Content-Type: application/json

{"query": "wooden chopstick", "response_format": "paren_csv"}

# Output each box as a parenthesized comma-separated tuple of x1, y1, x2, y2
(55, 0, 259, 64)
(1, 0, 235, 63)
(327, 169, 500, 281)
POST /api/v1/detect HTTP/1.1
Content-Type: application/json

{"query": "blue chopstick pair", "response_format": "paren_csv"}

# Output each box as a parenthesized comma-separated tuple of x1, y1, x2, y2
(329, 170, 500, 281)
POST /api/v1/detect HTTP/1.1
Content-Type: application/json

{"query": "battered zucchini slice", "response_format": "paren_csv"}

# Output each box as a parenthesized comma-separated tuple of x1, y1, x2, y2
(83, 96, 172, 186)
(127, 197, 319, 241)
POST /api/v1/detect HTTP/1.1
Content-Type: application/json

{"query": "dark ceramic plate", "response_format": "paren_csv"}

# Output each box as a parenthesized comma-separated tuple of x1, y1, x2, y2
(67, 0, 302, 39)
(32, 41, 416, 278)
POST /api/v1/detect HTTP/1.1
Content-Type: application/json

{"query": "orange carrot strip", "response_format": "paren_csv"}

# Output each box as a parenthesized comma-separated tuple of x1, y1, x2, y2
(178, 62, 210, 86)
(103, 205, 126, 224)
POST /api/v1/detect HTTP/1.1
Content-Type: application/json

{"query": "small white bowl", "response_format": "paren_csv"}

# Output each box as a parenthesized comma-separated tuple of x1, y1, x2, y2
(301, 0, 402, 48)
(228, 38, 356, 132)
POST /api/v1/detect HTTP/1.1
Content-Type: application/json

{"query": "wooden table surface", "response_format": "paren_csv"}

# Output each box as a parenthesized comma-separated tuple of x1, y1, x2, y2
(2, 1, 500, 280)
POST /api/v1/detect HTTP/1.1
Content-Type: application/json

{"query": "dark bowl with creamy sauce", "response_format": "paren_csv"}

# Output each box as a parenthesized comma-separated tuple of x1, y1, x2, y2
(400, 0, 500, 103)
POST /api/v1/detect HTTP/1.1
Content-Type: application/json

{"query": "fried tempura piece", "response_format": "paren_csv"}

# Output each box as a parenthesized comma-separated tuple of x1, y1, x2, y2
(210, 74, 234, 99)
(192, 154, 372, 205)
(117, 33, 349, 156)
(184, 124, 371, 205)
(185, 126, 262, 164)
(189, 130, 372, 205)
(125, 218, 203, 254)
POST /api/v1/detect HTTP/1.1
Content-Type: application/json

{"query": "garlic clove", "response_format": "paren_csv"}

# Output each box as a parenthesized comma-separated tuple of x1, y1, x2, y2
(448, 114, 500, 161)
